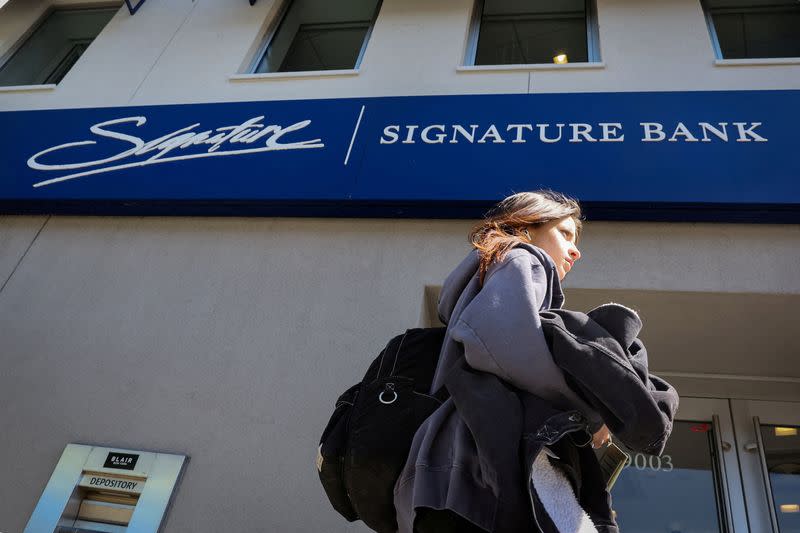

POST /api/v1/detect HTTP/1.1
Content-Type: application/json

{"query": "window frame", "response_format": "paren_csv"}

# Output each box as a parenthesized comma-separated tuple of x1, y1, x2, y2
(700, 0, 800, 61)
(248, 0, 383, 75)
(41, 39, 93, 84)
(700, 0, 725, 60)
(0, 3, 121, 88)
(464, 0, 601, 66)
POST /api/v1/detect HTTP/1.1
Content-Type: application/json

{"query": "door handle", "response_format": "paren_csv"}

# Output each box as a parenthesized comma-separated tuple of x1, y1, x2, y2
(752, 416, 780, 533)
(711, 415, 734, 533)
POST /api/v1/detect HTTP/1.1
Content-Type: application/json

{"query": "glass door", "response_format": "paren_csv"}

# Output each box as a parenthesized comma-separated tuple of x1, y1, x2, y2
(732, 400, 800, 533)
(608, 397, 748, 533)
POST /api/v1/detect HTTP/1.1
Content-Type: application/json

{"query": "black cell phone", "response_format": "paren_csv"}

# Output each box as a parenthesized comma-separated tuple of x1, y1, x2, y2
(597, 442, 630, 492)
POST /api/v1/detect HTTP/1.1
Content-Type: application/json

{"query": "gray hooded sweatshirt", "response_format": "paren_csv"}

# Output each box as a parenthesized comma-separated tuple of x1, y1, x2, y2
(393, 244, 604, 532)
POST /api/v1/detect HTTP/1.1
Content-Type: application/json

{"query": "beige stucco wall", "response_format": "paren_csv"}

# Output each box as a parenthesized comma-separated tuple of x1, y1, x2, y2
(1, 0, 799, 110)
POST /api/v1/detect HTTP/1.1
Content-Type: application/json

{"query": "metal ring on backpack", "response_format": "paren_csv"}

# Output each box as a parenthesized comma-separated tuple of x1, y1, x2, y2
(379, 390, 398, 404)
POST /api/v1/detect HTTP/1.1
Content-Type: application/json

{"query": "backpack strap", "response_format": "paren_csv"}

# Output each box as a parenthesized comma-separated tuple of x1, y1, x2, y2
(375, 331, 408, 380)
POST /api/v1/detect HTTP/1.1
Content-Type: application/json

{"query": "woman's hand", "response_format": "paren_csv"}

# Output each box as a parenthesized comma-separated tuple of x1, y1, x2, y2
(592, 424, 611, 449)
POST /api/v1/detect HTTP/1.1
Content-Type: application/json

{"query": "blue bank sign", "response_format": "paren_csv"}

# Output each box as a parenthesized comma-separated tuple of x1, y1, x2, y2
(1, 90, 798, 221)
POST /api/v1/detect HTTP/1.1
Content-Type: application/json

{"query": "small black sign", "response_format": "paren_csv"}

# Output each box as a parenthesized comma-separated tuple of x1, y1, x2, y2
(104, 452, 139, 470)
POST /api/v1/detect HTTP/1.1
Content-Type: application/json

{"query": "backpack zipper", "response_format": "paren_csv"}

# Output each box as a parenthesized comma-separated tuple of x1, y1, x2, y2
(379, 382, 398, 404)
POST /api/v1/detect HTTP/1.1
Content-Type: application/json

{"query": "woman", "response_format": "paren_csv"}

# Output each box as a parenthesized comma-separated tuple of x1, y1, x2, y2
(393, 190, 615, 533)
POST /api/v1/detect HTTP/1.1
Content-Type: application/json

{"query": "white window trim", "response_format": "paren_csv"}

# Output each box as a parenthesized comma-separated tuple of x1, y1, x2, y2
(0, 2, 122, 90)
(456, 62, 605, 73)
(700, 0, 726, 60)
(244, 0, 293, 74)
(0, 83, 57, 93)
(714, 57, 800, 67)
(229, 69, 359, 82)
(463, 0, 602, 67)
(243, 0, 382, 76)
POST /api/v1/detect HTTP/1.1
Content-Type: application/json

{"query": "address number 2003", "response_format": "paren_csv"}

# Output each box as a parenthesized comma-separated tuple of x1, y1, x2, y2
(626, 453, 674, 472)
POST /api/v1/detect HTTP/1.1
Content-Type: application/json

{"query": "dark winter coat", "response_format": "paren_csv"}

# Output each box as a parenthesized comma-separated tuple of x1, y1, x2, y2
(440, 303, 679, 532)
(541, 305, 679, 457)
(394, 245, 606, 533)
(394, 245, 679, 533)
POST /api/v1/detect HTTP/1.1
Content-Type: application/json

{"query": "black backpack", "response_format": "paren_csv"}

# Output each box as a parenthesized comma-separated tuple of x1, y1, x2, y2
(317, 327, 448, 533)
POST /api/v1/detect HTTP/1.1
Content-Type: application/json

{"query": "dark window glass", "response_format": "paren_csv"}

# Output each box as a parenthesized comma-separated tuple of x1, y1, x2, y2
(280, 23, 370, 72)
(759, 424, 800, 533)
(474, 0, 589, 65)
(0, 7, 117, 86)
(43, 41, 91, 84)
(255, 0, 380, 73)
(605, 421, 727, 532)
(706, 0, 800, 59)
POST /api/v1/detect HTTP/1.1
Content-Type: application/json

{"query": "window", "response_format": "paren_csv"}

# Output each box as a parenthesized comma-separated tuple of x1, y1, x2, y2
(0, 7, 118, 87)
(467, 0, 600, 66)
(703, 0, 800, 59)
(756, 422, 800, 533)
(252, 0, 381, 73)
(608, 420, 729, 532)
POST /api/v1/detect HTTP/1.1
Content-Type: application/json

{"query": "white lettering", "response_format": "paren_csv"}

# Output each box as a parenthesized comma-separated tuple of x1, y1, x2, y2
(28, 115, 324, 188)
(506, 124, 533, 143)
(240, 125, 280, 144)
(264, 119, 315, 148)
(379, 121, 766, 146)
(570, 123, 597, 143)
(137, 127, 201, 160)
(599, 123, 624, 142)
(699, 122, 728, 142)
(641, 123, 666, 142)
(734, 122, 768, 142)
(421, 125, 447, 144)
(669, 122, 699, 142)
(380, 125, 400, 144)
(402, 125, 418, 144)
(450, 125, 478, 144)
(28, 117, 146, 171)
(537, 124, 565, 144)
(478, 124, 505, 144)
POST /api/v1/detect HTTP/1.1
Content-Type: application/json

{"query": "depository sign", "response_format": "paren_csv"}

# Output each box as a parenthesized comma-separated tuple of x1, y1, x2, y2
(0, 90, 797, 221)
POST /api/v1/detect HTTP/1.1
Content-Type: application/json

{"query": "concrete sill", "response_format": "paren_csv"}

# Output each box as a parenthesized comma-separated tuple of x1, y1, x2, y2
(457, 62, 605, 73)
(0, 84, 57, 93)
(229, 69, 360, 82)
(714, 58, 800, 67)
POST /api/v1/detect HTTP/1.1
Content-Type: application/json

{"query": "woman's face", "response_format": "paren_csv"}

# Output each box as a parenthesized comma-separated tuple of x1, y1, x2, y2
(527, 216, 581, 281)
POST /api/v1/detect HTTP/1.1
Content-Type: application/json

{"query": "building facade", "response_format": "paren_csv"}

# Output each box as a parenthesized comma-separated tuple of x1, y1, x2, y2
(0, 0, 799, 531)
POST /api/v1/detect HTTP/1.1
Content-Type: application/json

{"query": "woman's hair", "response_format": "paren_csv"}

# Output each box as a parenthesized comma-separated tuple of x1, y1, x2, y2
(469, 190, 583, 285)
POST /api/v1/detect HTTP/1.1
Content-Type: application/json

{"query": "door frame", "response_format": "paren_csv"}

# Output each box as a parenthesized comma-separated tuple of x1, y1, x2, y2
(677, 397, 750, 533)
(731, 399, 800, 533)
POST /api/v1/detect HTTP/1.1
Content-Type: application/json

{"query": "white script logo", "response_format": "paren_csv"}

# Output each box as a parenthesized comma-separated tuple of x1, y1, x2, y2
(28, 115, 324, 187)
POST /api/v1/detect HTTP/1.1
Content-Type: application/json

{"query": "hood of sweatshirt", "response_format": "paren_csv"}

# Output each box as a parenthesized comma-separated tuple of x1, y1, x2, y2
(437, 244, 565, 326)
